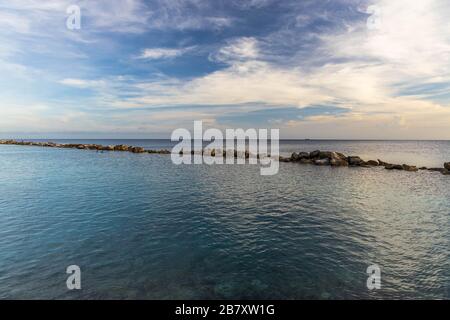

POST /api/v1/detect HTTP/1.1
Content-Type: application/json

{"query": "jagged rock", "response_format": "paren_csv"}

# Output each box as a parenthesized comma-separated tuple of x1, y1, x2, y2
(348, 156, 363, 166)
(444, 163, 450, 170)
(402, 164, 418, 172)
(314, 159, 330, 165)
(366, 160, 379, 166)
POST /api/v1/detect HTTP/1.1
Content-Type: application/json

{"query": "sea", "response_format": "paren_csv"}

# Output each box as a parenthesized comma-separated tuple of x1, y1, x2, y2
(0, 140, 449, 299)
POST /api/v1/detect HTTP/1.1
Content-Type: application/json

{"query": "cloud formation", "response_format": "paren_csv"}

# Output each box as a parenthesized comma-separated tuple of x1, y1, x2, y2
(1, 0, 450, 139)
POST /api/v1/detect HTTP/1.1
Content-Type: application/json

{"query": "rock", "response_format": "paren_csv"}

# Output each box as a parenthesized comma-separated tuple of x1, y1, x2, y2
(291, 152, 301, 161)
(330, 158, 348, 166)
(366, 160, 379, 166)
(429, 168, 447, 173)
(385, 164, 403, 170)
(310, 150, 320, 159)
(348, 156, 363, 166)
(114, 144, 129, 151)
(444, 163, 450, 170)
(378, 159, 390, 166)
(318, 151, 332, 159)
(442, 169, 450, 175)
(76, 145, 86, 149)
(299, 158, 313, 164)
(298, 152, 310, 159)
(314, 158, 330, 166)
(402, 164, 418, 172)
(279, 156, 292, 163)
(130, 146, 145, 153)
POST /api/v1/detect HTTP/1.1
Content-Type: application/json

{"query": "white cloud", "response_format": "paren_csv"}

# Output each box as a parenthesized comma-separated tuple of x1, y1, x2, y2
(59, 78, 105, 88)
(212, 37, 259, 63)
(138, 47, 192, 60)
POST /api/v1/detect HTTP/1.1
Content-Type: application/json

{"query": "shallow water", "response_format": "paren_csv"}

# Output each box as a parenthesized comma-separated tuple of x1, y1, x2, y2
(0, 140, 449, 299)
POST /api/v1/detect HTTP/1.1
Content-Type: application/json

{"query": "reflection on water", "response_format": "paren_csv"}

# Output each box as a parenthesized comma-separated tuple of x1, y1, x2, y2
(0, 141, 449, 299)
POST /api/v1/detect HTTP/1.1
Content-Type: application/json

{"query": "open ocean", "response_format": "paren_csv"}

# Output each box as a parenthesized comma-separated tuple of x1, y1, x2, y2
(0, 140, 450, 299)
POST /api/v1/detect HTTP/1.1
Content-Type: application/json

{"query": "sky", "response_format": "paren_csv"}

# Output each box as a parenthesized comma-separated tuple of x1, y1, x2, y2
(1, 0, 450, 139)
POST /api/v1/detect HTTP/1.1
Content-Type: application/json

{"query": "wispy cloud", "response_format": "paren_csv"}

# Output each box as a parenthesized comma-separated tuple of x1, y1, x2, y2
(1, 0, 450, 138)
(138, 47, 194, 60)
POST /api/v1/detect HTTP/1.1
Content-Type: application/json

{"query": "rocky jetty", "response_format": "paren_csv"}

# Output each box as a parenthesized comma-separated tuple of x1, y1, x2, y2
(280, 149, 449, 176)
(1, 140, 449, 176)
(0, 139, 171, 155)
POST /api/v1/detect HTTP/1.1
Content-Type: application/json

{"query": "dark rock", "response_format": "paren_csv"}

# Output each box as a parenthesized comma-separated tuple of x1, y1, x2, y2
(444, 163, 450, 170)
(366, 160, 379, 166)
(419, 167, 428, 170)
(279, 156, 292, 163)
(310, 150, 320, 159)
(299, 158, 313, 164)
(291, 152, 301, 161)
(348, 156, 363, 166)
(378, 159, 390, 166)
(318, 151, 332, 159)
(428, 168, 447, 173)
(385, 164, 403, 170)
(298, 152, 310, 159)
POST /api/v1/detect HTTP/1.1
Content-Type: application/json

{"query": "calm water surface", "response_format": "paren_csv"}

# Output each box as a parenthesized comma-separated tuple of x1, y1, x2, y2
(0, 140, 449, 299)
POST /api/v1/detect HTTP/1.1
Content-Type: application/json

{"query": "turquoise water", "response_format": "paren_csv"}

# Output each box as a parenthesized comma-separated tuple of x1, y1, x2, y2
(0, 140, 450, 299)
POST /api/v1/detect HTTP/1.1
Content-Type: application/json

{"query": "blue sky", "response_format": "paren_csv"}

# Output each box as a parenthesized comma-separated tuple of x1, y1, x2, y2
(1, 0, 450, 139)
